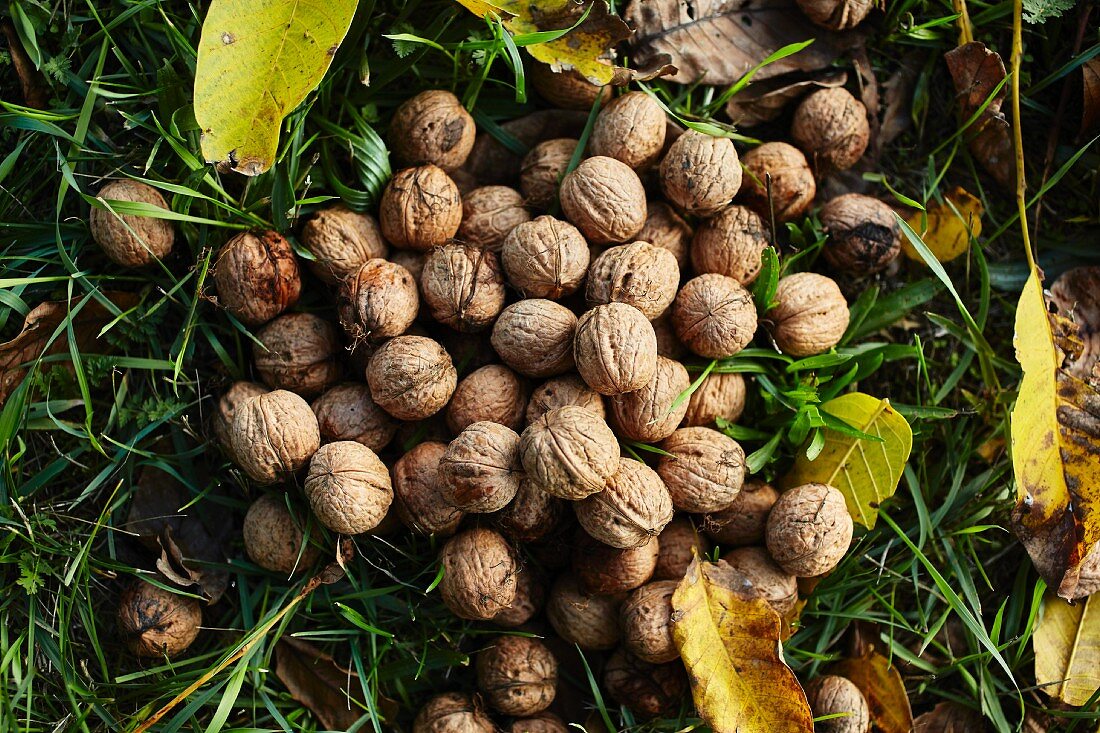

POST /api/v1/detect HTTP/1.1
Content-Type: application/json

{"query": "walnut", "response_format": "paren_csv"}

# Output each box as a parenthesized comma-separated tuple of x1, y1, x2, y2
(496, 477, 565, 542)
(637, 201, 692, 268)
(546, 574, 621, 650)
(529, 61, 612, 110)
(574, 531, 659, 594)
(421, 243, 506, 331)
(703, 480, 779, 546)
(390, 250, 426, 281)
(792, 88, 870, 174)
(682, 371, 747, 427)
(651, 313, 687, 361)
(766, 482, 853, 577)
(574, 303, 659, 395)
(230, 390, 320, 484)
(336, 259, 419, 342)
(213, 230, 301, 326)
(253, 312, 341, 397)
(304, 441, 393, 535)
(380, 165, 462, 251)
(717, 547, 798, 615)
(440, 421, 523, 513)
(519, 405, 619, 500)
(506, 712, 568, 733)
(797, 0, 873, 28)
(118, 581, 201, 658)
(211, 381, 267, 457)
(653, 517, 711, 581)
(459, 185, 532, 251)
(768, 272, 849, 357)
(311, 383, 396, 452)
(672, 274, 758, 358)
(586, 241, 680, 319)
(525, 374, 605, 425)
(300, 205, 388, 284)
(390, 90, 476, 171)
(659, 130, 742, 217)
(89, 180, 175, 267)
(477, 635, 558, 716)
(602, 648, 687, 718)
(609, 356, 690, 443)
(243, 493, 320, 575)
(520, 138, 578, 210)
(412, 692, 495, 733)
(576, 458, 674, 549)
(560, 157, 647, 244)
(589, 91, 667, 170)
(469, 110, 588, 185)
(439, 527, 518, 620)
(366, 336, 457, 420)
(620, 580, 679, 663)
(393, 441, 464, 536)
(501, 215, 590, 299)
(691, 205, 771, 285)
(657, 427, 745, 513)
(491, 299, 577, 377)
(806, 676, 872, 733)
(739, 142, 816, 223)
(492, 566, 546, 627)
(446, 364, 529, 434)
(819, 194, 902, 274)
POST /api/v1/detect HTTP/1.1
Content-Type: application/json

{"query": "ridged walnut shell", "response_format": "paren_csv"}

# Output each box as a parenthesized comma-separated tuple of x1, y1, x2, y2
(520, 405, 619, 500)
(520, 138, 578, 210)
(586, 241, 680, 319)
(769, 272, 849, 357)
(791, 88, 870, 174)
(609, 356, 690, 443)
(525, 374, 605, 425)
(229, 390, 320, 484)
(412, 692, 495, 733)
(492, 565, 546, 627)
(672, 274, 758, 358)
(459, 185, 532, 251)
(439, 527, 518, 620)
(797, 0, 873, 29)
(304, 441, 393, 535)
(589, 91, 667, 170)
(213, 230, 301, 326)
(602, 648, 687, 718)
(653, 517, 711, 580)
(393, 441, 464, 536)
(766, 482, 853, 577)
(211, 381, 267, 456)
(366, 336, 457, 420)
(659, 130, 742, 217)
(440, 421, 523, 513)
(703, 480, 779, 546)
(546, 574, 621, 650)
(806, 675, 872, 733)
(447, 364, 529, 434)
(312, 383, 396, 452)
(243, 493, 320, 575)
(739, 142, 816, 223)
(717, 547, 798, 615)
(574, 303, 659, 395)
(560, 157, 647, 244)
(620, 579, 679, 663)
(682, 371, 747, 427)
(253, 312, 341, 397)
(491, 299, 577, 378)
(379, 165, 462, 251)
(819, 194, 901, 274)
(652, 312, 687, 361)
(501, 215, 590, 299)
(574, 531, 659, 595)
(476, 635, 558, 716)
(506, 713, 568, 733)
(575, 458, 674, 548)
(300, 205, 388, 284)
(691, 205, 771, 285)
(529, 62, 613, 110)
(421, 243, 506, 332)
(118, 581, 201, 658)
(336, 259, 419, 342)
(637, 201, 692, 268)
(657, 427, 745, 513)
(390, 90, 476, 171)
(495, 477, 565, 542)
(89, 180, 175, 267)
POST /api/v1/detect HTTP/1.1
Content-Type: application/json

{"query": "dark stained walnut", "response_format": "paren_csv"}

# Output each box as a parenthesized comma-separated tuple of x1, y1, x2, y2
(213, 230, 301, 326)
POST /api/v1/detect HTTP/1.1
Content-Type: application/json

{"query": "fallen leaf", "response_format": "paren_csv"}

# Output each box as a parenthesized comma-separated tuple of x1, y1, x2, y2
(944, 41, 1014, 189)
(1034, 591, 1100, 706)
(1, 20, 49, 109)
(1009, 269, 1100, 599)
(725, 71, 848, 127)
(829, 648, 913, 733)
(1049, 266, 1100, 382)
(193, 0, 358, 175)
(852, 47, 881, 157)
(274, 637, 369, 729)
(880, 61, 919, 147)
(785, 393, 914, 529)
(1081, 58, 1100, 137)
(625, 0, 859, 86)
(902, 186, 983, 264)
(912, 702, 987, 732)
(671, 555, 814, 733)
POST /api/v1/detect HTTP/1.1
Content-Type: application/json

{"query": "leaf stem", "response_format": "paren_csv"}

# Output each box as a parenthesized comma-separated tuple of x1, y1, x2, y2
(1011, 0, 1034, 271)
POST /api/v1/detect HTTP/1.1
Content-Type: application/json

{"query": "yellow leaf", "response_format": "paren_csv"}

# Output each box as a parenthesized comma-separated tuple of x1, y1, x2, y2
(902, 187, 983, 263)
(1034, 592, 1100, 706)
(671, 556, 813, 733)
(786, 393, 913, 529)
(1010, 269, 1100, 599)
(194, 0, 357, 175)
(829, 649, 913, 733)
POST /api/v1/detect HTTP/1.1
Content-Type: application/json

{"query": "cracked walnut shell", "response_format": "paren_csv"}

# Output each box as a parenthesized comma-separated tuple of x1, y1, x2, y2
(519, 405, 619, 500)
(380, 165, 462, 251)
(253, 312, 342, 398)
(390, 90, 476, 171)
(589, 91, 667, 170)
(574, 303, 659, 396)
(421, 243, 506, 332)
(118, 581, 201, 658)
(659, 130, 742, 217)
(560, 156, 647, 244)
(336, 259, 419, 342)
(229, 390, 320, 484)
(439, 527, 518, 620)
(90, 180, 175, 267)
(766, 482, 853, 577)
(304, 441, 393, 535)
(586, 241, 680, 320)
(672, 274, 758, 358)
(366, 336, 457, 420)
(440, 421, 523, 513)
(501, 215, 590, 300)
(768, 272, 849, 357)
(476, 635, 558, 717)
(491, 299, 577, 378)
(213, 230, 301, 326)
(300, 205, 388, 285)
(575, 458, 674, 549)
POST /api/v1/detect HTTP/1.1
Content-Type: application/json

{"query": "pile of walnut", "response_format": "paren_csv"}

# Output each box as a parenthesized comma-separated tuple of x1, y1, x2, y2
(100, 74, 900, 733)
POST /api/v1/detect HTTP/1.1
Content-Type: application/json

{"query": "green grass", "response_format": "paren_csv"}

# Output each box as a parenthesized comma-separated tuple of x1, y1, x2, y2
(1, 0, 1099, 730)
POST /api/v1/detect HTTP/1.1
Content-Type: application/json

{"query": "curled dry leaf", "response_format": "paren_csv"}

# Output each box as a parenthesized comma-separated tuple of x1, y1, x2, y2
(274, 637, 370, 729)
(911, 702, 986, 733)
(828, 647, 913, 733)
(944, 41, 1014, 189)
(1034, 591, 1100, 707)
(725, 71, 848, 127)
(903, 187, 983, 264)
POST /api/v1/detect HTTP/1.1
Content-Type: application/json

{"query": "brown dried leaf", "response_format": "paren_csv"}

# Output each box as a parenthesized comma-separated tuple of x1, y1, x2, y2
(944, 41, 1015, 189)
(880, 61, 919, 146)
(1050, 266, 1100, 382)
(274, 637, 369, 729)
(725, 71, 847, 127)
(829, 648, 913, 733)
(1082, 58, 1100, 139)
(912, 702, 987, 733)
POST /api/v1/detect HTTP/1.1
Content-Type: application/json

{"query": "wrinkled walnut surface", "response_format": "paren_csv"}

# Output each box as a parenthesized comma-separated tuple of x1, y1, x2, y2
(300, 205, 387, 284)
(90, 180, 175, 267)
(575, 457, 674, 548)
(439, 527, 518, 620)
(672, 274, 758, 358)
(766, 482, 853, 577)
(213, 230, 301, 326)
(491, 299, 577, 377)
(560, 156, 647, 244)
(304, 441, 393, 535)
(230, 390, 320, 484)
(380, 165, 462, 250)
(586, 241, 680, 320)
(574, 303, 659, 395)
(660, 130, 742, 217)
(519, 405, 619, 500)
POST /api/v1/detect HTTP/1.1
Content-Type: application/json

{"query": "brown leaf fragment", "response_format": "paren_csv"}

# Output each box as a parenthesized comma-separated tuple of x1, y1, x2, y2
(274, 637, 368, 729)
(912, 702, 987, 732)
(1081, 58, 1100, 137)
(1050, 266, 1100, 383)
(1, 20, 49, 109)
(968, 111, 1014, 189)
(725, 71, 848, 127)
(944, 41, 1015, 189)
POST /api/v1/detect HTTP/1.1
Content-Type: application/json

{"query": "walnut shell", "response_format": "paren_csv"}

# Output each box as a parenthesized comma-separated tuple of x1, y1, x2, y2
(230, 390, 320, 484)
(525, 374, 605, 425)
(766, 482, 853, 577)
(609, 356, 690, 443)
(703, 480, 779, 546)
(447, 364, 529, 434)
(769, 272, 849, 357)
(211, 381, 267, 456)
(575, 531, 659, 595)
(529, 62, 613, 110)
(546, 574, 621, 650)
(89, 180, 175, 267)
(421, 243, 506, 331)
(589, 91, 667, 170)
(560, 157, 647, 244)
(477, 635, 558, 716)
(620, 580, 679, 663)
(575, 458, 674, 548)
(602, 648, 687, 718)
(492, 566, 546, 627)
(791, 88, 870, 174)
(459, 185, 532, 251)
(574, 303, 659, 395)
(797, 0, 873, 28)
(366, 336, 457, 420)
(672, 274, 758, 358)
(336, 259, 419, 342)
(440, 421, 523, 513)
(501, 215, 590, 299)
(806, 676, 872, 733)
(659, 130, 742, 217)
(390, 250, 426, 282)
(390, 90, 476, 171)
(491, 299, 577, 377)
(586, 241, 680, 319)
(506, 713, 568, 733)
(652, 313, 687, 361)
(469, 110, 588, 185)
(819, 194, 901, 274)
(413, 692, 495, 733)
(637, 201, 692, 268)
(439, 527, 518, 620)
(213, 230, 301, 326)
(519, 405, 619, 500)
(253, 312, 341, 397)
(380, 165, 462, 251)
(495, 477, 565, 542)
(682, 371, 747, 427)
(718, 546, 798, 614)
(304, 441, 393, 535)
(520, 138, 578, 210)
(300, 205, 388, 284)
(657, 427, 745, 513)
(311, 383, 396, 452)
(739, 142, 816, 223)
(691, 205, 771, 285)
(243, 493, 320, 575)
(393, 441, 464, 536)
(118, 581, 201, 658)
(653, 517, 711, 580)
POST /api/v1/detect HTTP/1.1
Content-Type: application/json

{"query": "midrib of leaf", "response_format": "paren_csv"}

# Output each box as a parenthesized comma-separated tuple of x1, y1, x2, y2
(264, 0, 303, 111)
(826, 398, 890, 526)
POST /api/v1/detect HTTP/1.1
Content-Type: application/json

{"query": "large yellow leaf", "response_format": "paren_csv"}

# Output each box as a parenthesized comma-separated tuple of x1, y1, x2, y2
(671, 556, 813, 733)
(786, 393, 913, 529)
(903, 187, 983, 264)
(1010, 269, 1100, 599)
(829, 649, 913, 733)
(1034, 592, 1100, 706)
(194, 0, 357, 175)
